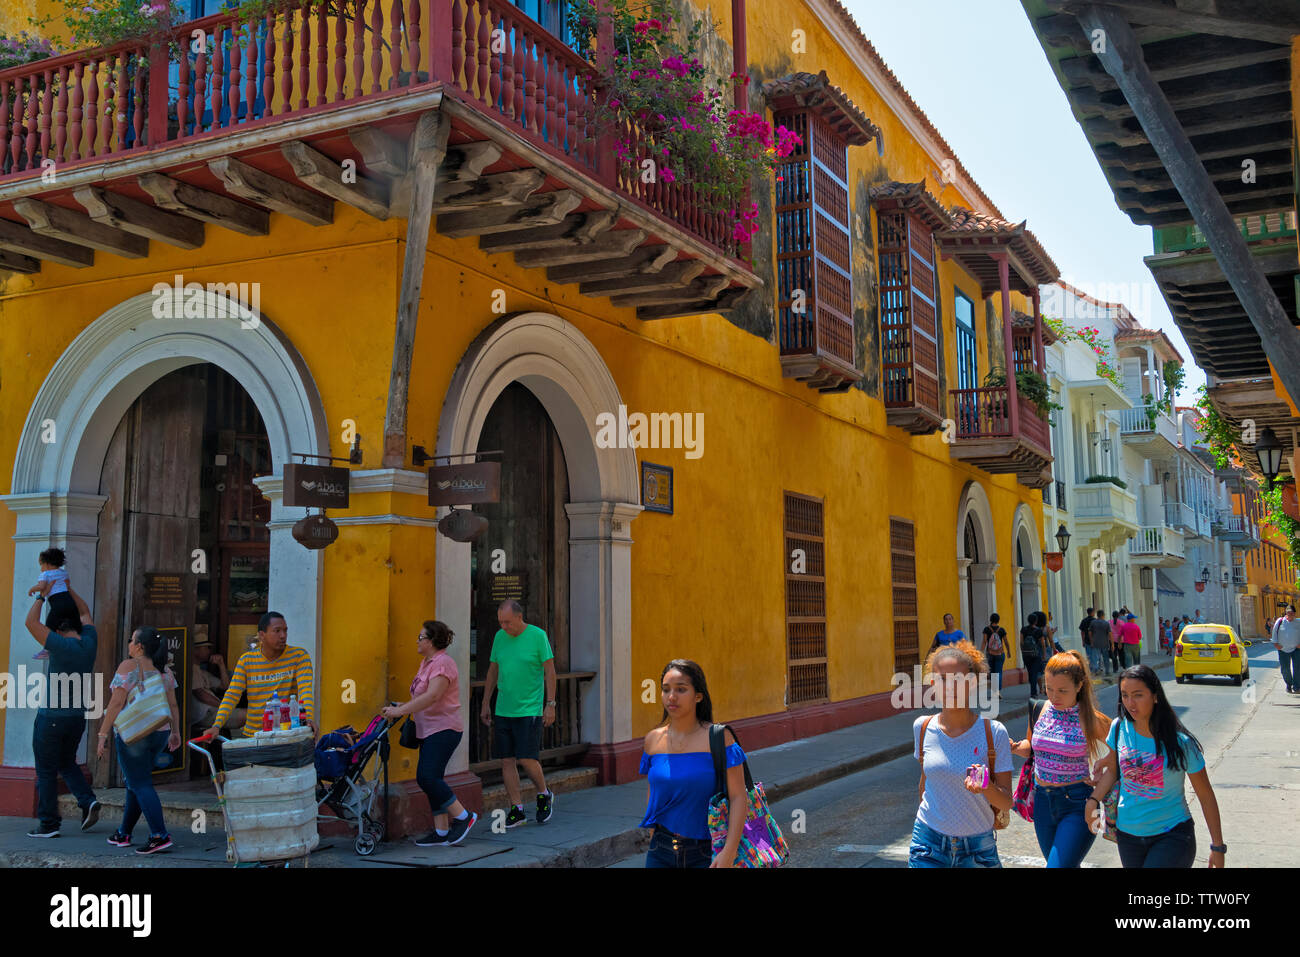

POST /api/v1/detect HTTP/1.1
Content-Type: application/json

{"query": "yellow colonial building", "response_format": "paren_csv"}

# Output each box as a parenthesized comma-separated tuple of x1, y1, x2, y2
(0, 0, 1059, 826)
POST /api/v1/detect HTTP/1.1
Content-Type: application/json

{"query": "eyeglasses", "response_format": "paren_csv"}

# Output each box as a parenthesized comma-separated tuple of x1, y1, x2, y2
(417, 634, 430, 642)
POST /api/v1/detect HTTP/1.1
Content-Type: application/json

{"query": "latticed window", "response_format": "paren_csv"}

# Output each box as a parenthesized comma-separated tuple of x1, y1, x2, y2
(890, 518, 919, 673)
(784, 492, 828, 705)
(877, 209, 940, 419)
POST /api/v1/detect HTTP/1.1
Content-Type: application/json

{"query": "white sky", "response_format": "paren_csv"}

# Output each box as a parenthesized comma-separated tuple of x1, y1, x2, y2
(842, 0, 1208, 402)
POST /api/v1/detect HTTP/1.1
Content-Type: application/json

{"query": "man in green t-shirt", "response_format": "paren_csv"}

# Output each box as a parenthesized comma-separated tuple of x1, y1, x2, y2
(480, 599, 557, 827)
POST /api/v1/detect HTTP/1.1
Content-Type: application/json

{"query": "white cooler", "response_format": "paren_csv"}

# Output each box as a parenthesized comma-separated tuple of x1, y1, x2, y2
(220, 727, 320, 862)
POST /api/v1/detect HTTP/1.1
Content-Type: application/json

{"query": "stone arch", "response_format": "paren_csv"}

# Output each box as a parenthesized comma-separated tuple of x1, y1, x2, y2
(1012, 503, 1043, 638)
(4, 289, 329, 766)
(435, 312, 642, 767)
(956, 480, 998, 639)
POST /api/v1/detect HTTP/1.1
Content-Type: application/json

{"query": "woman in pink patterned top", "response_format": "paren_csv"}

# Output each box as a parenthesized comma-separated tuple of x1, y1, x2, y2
(1011, 651, 1110, 867)
(381, 620, 477, 848)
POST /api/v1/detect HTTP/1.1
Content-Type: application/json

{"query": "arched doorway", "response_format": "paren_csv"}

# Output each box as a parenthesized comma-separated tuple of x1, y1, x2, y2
(956, 481, 997, 639)
(436, 312, 642, 780)
(1012, 504, 1043, 640)
(4, 290, 327, 772)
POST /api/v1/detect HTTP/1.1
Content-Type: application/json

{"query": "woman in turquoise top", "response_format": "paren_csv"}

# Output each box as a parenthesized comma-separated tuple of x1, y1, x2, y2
(638, 659, 748, 868)
(1087, 665, 1226, 868)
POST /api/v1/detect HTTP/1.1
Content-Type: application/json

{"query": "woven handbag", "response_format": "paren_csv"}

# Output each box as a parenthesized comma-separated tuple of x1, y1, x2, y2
(114, 662, 171, 744)
(707, 724, 789, 868)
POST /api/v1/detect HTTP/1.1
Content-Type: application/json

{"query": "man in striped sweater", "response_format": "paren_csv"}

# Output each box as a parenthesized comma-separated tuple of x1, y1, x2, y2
(204, 611, 317, 739)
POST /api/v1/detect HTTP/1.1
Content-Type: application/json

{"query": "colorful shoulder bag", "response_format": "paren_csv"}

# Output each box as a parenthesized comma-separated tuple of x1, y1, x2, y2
(1012, 699, 1046, 822)
(708, 724, 789, 867)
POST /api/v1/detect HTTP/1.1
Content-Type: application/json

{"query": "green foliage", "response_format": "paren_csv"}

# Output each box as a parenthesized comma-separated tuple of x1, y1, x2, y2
(0, 31, 58, 69)
(1193, 382, 1239, 469)
(1261, 483, 1300, 587)
(1084, 474, 1128, 490)
(32, 0, 183, 51)
(1161, 360, 1184, 409)
(982, 368, 1062, 420)
(1044, 317, 1122, 388)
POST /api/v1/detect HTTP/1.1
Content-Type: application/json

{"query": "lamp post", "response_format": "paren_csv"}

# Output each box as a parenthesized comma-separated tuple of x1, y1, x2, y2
(1055, 524, 1071, 554)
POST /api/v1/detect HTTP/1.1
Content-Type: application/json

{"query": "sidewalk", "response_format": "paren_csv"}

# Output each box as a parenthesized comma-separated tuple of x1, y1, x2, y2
(0, 656, 1168, 868)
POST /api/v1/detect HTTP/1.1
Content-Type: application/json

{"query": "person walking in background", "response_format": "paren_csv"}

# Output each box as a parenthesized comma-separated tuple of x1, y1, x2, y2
(980, 613, 1007, 693)
(97, 627, 181, 854)
(927, 613, 966, 657)
(23, 583, 101, 838)
(1045, 612, 1062, 654)
(1020, 613, 1047, 696)
(638, 659, 748, 868)
(1081, 607, 1102, 675)
(1194, 608, 1206, 624)
(1272, 604, 1300, 694)
(1089, 611, 1113, 677)
(910, 641, 1013, 868)
(1087, 665, 1226, 868)
(1109, 611, 1123, 674)
(382, 620, 477, 847)
(1121, 614, 1142, 666)
(480, 600, 557, 826)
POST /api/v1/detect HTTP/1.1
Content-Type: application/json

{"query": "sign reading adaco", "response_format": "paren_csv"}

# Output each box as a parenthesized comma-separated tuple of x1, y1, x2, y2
(428, 462, 501, 506)
(283, 463, 350, 509)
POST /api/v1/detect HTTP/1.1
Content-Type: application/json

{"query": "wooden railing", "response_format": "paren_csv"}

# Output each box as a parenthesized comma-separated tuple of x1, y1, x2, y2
(467, 670, 596, 774)
(951, 386, 1011, 438)
(0, 0, 738, 256)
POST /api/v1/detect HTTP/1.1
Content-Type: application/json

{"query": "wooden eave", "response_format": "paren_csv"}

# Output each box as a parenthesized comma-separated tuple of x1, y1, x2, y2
(869, 180, 953, 232)
(761, 71, 883, 147)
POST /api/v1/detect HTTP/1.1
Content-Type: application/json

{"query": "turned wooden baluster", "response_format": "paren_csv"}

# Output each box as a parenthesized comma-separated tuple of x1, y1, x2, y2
(281, 9, 295, 114)
(177, 47, 190, 136)
(9, 77, 23, 171)
(387, 0, 402, 88)
(67, 63, 83, 160)
(45, 67, 59, 163)
(132, 52, 145, 147)
(450, 0, 463, 85)
(85, 62, 100, 157)
(353, 0, 366, 95)
(368, 0, 382, 94)
(245, 20, 259, 118)
(193, 45, 206, 134)
(263, 12, 276, 117)
(298, 4, 311, 110)
(0, 80, 9, 174)
(27, 73, 42, 169)
(516, 25, 530, 131)
(334, 2, 347, 101)
(406, 0, 420, 81)
(542, 51, 556, 147)
(113, 55, 128, 152)
(229, 25, 242, 124)
(211, 32, 225, 128)
(500, 14, 514, 118)
(316, 2, 328, 106)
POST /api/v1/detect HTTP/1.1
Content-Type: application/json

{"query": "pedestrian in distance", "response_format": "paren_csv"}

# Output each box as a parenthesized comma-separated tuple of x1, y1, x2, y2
(1087, 665, 1226, 868)
(638, 659, 748, 868)
(980, 613, 1007, 693)
(909, 641, 1013, 868)
(1010, 651, 1110, 868)
(1109, 611, 1123, 673)
(1079, 607, 1099, 672)
(1194, 608, 1206, 624)
(1120, 614, 1142, 667)
(1020, 612, 1047, 696)
(381, 620, 477, 847)
(479, 600, 557, 826)
(1088, 611, 1113, 677)
(1045, 612, 1062, 653)
(98, 627, 182, 854)
(1272, 604, 1300, 694)
(927, 613, 966, 657)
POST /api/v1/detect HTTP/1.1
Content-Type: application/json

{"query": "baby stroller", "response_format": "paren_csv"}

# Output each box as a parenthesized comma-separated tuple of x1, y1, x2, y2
(315, 713, 397, 855)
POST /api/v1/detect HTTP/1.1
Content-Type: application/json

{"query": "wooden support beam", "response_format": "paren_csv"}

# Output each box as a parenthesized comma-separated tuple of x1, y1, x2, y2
(440, 142, 504, 183)
(12, 199, 147, 258)
(1078, 3, 1300, 411)
(478, 210, 616, 254)
(0, 218, 94, 268)
(635, 286, 747, 321)
(137, 173, 270, 236)
(1070, 69, 1291, 121)
(347, 125, 407, 175)
(579, 259, 706, 298)
(515, 228, 647, 268)
(438, 191, 582, 238)
(1048, 0, 1300, 44)
(281, 140, 391, 220)
(609, 274, 728, 308)
(71, 186, 205, 249)
(1059, 35, 1289, 91)
(208, 156, 334, 226)
(430, 169, 545, 212)
(547, 243, 676, 283)
(0, 249, 41, 273)
(384, 111, 451, 468)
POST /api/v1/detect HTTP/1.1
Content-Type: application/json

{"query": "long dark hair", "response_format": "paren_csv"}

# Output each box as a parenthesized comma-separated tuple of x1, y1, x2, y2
(658, 659, 713, 726)
(132, 627, 169, 672)
(1117, 664, 1202, 771)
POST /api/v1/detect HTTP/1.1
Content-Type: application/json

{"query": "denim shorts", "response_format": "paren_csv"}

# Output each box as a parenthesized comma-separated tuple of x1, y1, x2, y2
(908, 817, 1001, 868)
(645, 827, 712, 868)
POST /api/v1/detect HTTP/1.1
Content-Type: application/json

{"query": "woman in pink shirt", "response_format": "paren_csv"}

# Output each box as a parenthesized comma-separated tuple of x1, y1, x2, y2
(381, 620, 476, 847)
(1120, 614, 1142, 667)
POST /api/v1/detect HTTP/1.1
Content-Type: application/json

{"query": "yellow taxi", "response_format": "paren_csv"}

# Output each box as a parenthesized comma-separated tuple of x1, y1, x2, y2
(1174, 624, 1250, 685)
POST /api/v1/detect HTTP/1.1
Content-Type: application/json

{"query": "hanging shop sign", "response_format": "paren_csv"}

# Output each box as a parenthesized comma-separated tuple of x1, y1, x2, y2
(1194, 581, 1206, 593)
(428, 462, 501, 506)
(283, 463, 351, 509)
(641, 462, 673, 514)
(1044, 552, 1064, 573)
(437, 508, 488, 542)
(292, 514, 340, 550)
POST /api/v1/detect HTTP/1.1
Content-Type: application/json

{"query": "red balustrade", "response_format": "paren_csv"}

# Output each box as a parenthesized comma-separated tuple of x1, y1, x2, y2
(0, 0, 738, 258)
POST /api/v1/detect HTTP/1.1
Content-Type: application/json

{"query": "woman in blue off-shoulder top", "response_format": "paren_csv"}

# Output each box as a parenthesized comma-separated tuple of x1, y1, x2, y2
(638, 658, 748, 868)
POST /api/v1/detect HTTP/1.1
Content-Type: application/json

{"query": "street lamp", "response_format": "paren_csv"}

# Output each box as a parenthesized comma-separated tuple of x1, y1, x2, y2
(1100, 403, 1111, 457)
(1055, 523, 1071, 553)
(1256, 426, 1283, 489)
(1199, 566, 1211, 584)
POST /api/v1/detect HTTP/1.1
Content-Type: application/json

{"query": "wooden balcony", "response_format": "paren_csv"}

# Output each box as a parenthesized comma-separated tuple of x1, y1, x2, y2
(0, 0, 758, 317)
(947, 387, 1052, 488)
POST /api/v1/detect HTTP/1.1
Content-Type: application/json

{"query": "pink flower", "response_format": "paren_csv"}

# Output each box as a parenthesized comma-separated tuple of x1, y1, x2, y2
(661, 167, 676, 183)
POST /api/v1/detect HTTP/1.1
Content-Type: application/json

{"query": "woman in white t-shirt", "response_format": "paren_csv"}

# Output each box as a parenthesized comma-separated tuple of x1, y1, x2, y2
(910, 640, 1013, 868)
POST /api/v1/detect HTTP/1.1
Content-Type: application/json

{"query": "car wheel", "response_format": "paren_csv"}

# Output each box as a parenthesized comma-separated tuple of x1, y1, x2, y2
(1175, 675, 1185, 684)
(1232, 673, 1243, 686)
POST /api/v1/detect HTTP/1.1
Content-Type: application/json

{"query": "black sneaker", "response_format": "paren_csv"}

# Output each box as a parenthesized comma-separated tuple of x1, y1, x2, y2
(135, 834, 173, 855)
(446, 812, 478, 845)
(414, 830, 450, 847)
(106, 831, 131, 847)
(536, 790, 554, 824)
(504, 806, 527, 828)
(81, 799, 101, 831)
(26, 823, 59, 838)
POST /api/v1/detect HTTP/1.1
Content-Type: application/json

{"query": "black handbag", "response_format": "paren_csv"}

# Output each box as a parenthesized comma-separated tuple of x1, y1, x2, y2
(398, 716, 420, 749)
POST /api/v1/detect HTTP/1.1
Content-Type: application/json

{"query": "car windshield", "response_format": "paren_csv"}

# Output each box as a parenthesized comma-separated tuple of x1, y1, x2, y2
(1181, 630, 1229, 645)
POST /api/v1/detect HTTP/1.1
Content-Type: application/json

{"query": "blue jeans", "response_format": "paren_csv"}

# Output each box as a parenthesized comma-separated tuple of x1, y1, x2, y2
(33, 713, 97, 829)
(115, 729, 170, 838)
(1032, 781, 1097, 868)
(1085, 645, 1106, 675)
(1117, 817, 1196, 868)
(908, 817, 1001, 868)
(416, 728, 463, 814)
(645, 827, 711, 868)
(1024, 655, 1044, 694)
(986, 654, 1004, 693)
(1279, 648, 1299, 691)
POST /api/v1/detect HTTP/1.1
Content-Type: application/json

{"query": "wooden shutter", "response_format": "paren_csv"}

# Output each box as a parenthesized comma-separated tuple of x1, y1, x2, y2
(877, 209, 940, 416)
(784, 491, 828, 705)
(890, 518, 919, 673)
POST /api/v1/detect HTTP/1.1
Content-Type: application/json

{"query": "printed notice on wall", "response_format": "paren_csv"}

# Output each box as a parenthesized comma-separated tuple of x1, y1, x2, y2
(144, 573, 185, 609)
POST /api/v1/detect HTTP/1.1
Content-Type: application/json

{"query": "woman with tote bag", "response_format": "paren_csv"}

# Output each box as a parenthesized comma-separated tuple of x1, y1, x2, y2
(97, 627, 181, 855)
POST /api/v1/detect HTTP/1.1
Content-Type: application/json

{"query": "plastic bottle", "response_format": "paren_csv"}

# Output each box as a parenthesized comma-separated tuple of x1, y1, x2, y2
(279, 695, 291, 731)
(265, 691, 280, 734)
(289, 694, 300, 730)
(262, 694, 275, 733)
